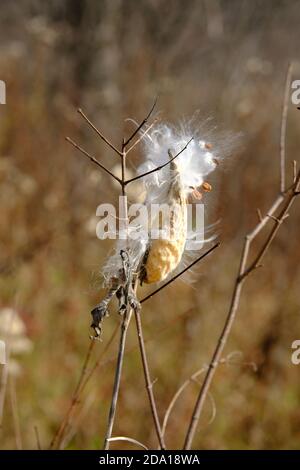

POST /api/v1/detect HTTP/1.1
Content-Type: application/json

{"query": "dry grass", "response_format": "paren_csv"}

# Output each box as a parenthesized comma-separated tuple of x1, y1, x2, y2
(0, 0, 300, 450)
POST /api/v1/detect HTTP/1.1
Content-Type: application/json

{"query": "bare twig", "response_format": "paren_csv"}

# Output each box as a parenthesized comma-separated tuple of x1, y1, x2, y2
(81, 308, 194, 394)
(67, 306, 194, 443)
(60, 392, 96, 450)
(50, 325, 118, 451)
(124, 97, 158, 147)
(103, 308, 133, 450)
(240, 176, 299, 280)
(140, 242, 220, 304)
(126, 118, 159, 154)
(163, 352, 257, 441)
(124, 138, 193, 186)
(162, 367, 207, 439)
(65, 137, 121, 184)
(79, 325, 119, 394)
(280, 63, 293, 193)
(77, 108, 123, 157)
(50, 338, 96, 449)
(56, 308, 193, 447)
(134, 309, 166, 449)
(183, 172, 300, 449)
(103, 138, 131, 450)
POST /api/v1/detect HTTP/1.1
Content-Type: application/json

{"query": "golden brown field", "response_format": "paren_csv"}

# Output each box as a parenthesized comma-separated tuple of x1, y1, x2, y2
(0, 0, 300, 450)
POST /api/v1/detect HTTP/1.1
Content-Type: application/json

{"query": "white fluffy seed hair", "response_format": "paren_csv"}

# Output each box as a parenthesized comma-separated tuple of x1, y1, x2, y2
(134, 119, 233, 284)
(137, 121, 219, 200)
(101, 118, 236, 286)
(102, 237, 148, 287)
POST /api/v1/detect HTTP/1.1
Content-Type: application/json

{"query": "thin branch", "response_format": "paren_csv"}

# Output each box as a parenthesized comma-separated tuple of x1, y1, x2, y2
(124, 137, 193, 186)
(107, 436, 148, 450)
(241, 180, 299, 281)
(121, 137, 126, 196)
(50, 338, 96, 450)
(49, 325, 118, 450)
(126, 118, 159, 154)
(162, 367, 207, 439)
(82, 308, 194, 394)
(163, 352, 257, 441)
(140, 242, 220, 304)
(60, 392, 95, 450)
(103, 139, 132, 450)
(65, 137, 121, 184)
(134, 309, 166, 449)
(124, 97, 158, 147)
(183, 173, 300, 450)
(103, 309, 133, 450)
(79, 325, 119, 394)
(280, 63, 293, 193)
(77, 108, 123, 157)
(68, 306, 194, 444)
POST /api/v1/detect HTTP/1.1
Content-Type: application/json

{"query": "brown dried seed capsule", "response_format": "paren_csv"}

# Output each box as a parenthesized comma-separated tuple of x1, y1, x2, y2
(205, 142, 212, 149)
(202, 181, 212, 192)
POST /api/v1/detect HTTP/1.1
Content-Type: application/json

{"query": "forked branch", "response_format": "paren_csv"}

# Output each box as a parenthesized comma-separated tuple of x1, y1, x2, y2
(124, 137, 193, 186)
(65, 137, 121, 183)
(77, 108, 123, 157)
(183, 65, 299, 449)
(124, 97, 158, 147)
(183, 173, 300, 449)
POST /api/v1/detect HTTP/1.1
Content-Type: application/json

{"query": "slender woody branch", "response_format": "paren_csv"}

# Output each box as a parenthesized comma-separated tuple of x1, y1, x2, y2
(134, 309, 166, 449)
(124, 97, 158, 147)
(103, 308, 133, 450)
(183, 173, 300, 450)
(126, 118, 159, 154)
(140, 243, 220, 304)
(124, 137, 194, 186)
(77, 108, 123, 157)
(103, 138, 129, 450)
(66, 137, 121, 183)
(49, 339, 96, 450)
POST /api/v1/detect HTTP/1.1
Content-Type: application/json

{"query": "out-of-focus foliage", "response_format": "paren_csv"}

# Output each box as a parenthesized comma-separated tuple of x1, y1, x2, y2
(0, 0, 300, 450)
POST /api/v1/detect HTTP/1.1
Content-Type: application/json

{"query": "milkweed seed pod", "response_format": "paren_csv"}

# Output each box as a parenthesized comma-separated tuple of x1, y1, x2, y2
(142, 152, 188, 283)
(138, 123, 220, 284)
(101, 120, 228, 289)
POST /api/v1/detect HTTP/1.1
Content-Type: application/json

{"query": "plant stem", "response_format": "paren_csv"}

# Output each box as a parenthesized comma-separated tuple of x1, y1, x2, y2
(183, 174, 300, 449)
(134, 309, 166, 449)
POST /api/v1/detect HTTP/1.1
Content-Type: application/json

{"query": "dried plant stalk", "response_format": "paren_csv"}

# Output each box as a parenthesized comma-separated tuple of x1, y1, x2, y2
(184, 175, 300, 449)
(183, 66, 299, 447)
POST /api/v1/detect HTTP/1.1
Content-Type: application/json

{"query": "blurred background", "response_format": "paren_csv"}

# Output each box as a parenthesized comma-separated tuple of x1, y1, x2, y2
(0, 0, 300, 450)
